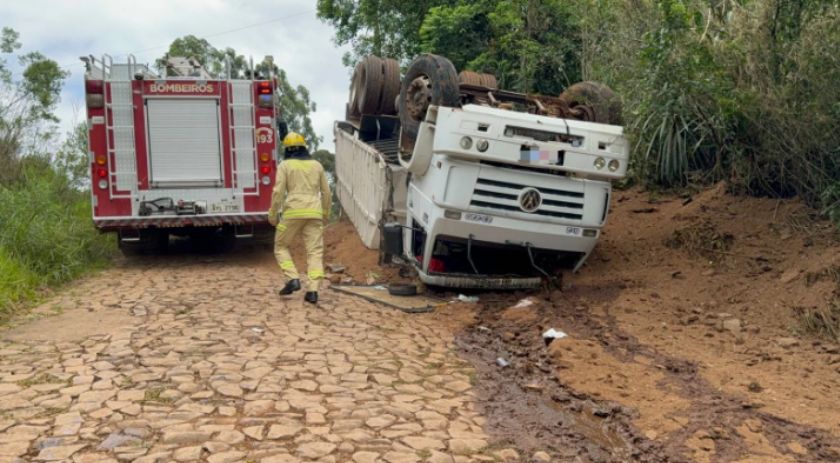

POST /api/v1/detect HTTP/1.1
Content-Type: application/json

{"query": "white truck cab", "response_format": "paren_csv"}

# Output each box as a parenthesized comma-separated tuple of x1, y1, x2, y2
(335, 54, 628, 289)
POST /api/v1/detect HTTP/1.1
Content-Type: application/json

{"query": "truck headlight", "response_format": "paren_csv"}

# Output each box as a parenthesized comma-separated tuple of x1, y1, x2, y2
(608, 159, 620, 172)
(459, 136, 473, 150)
(476, 139, 489, 152)
(594, 157, 606, 170)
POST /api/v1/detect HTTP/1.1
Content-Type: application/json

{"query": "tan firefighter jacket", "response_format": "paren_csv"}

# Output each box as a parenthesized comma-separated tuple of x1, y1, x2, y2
(268, 158, 331, 221)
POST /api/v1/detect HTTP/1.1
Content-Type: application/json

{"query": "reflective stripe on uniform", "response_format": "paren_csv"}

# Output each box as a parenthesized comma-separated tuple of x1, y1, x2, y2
(308, 269, 325, 280)
(276, 223, 287, 231)
(283, 208, 323, 219)
(280, 260, 296, 270)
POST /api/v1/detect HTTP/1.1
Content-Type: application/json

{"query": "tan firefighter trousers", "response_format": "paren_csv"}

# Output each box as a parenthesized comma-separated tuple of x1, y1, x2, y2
(274, 218, 325, 292)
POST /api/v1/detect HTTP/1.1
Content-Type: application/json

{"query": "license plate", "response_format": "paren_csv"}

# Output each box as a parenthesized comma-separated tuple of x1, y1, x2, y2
(464, 213, 493, 224)
(565, 226, 582, 236)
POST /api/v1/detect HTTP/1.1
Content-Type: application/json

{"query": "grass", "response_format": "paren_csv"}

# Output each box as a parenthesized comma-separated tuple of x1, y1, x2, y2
(665, 220, 734, 261)
(0, 159, 115, 321)
(795, 299, 840, 342)
(17, 373, 67, 388)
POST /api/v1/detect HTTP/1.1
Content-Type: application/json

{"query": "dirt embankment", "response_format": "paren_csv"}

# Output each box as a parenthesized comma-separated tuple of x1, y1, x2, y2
(326, 184, 840, 462)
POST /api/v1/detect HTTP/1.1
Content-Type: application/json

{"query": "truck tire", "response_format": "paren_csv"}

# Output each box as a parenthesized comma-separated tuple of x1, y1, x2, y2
(559, 81, 623, 125)
(378, 58, 401, 115)
(348, 62, 363, 118)
(399, 54, 460, 146)
(354, 55, 384, 115)
(458, 70, 483, 86)
(118, 229, 168, 256)
(479, 73, 498, 90)
(387, 283, 417, 296)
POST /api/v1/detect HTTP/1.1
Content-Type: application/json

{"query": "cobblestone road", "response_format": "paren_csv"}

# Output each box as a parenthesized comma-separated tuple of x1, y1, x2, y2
(0, 253, 510, 463)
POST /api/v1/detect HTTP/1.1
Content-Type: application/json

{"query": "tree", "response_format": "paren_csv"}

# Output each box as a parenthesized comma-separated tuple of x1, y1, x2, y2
(318, 0, 581, 94)
(54, 123, 89, 189)
(316, 0, 448, 65)
(0, 27, 68, 183)
(158, 36, 321, 148)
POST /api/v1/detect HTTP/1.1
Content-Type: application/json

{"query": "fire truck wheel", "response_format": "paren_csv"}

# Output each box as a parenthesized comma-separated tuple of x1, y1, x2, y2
(378, 58, 401, 115)
(118, 230, 169, 256)
(399, 54, 460, 146)
(559, 81, 623, 125)
(354, 55, 384, 115)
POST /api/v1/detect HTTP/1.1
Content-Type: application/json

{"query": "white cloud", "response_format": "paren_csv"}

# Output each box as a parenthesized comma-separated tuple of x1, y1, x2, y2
(1, 0, 353, 151)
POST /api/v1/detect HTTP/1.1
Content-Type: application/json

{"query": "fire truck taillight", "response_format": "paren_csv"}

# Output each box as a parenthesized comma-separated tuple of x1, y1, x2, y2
(260, 165, 271, 175)
(95, 155, 107, 166)
(261, 176, 271, 186)
(258, 81, 272, 94)
(259, 152, 271, 162)
(98, 179, 108, 190)
(96, 167, 108, 178)
(85, 80, 105, 109)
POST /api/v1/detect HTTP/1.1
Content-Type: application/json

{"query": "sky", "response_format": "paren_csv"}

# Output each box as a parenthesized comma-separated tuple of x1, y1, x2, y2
(1, 0, 352, 151)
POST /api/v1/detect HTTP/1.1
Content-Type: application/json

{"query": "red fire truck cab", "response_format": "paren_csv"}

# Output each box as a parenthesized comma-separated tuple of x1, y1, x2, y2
(82, 55, 282, 254)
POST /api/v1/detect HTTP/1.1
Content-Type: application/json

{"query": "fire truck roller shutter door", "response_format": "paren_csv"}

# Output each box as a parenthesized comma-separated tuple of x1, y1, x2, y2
(146, 98, 223, 186)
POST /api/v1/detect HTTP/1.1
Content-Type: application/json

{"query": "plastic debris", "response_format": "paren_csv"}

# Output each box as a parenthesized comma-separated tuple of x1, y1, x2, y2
(456, 294, 479, 303)
(250, 327, 264, 334)
(512, 298, 536, 309)
(542, 328, 568, 346)
(495, 357, 510, 368)
(477, 326, 491, 332)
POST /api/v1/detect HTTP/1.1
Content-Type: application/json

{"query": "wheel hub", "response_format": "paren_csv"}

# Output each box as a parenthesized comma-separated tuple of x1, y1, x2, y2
(406, 75, 432, 121)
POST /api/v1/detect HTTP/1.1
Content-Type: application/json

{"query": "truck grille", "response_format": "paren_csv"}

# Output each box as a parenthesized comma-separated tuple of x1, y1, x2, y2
(470, 178, 584, 220)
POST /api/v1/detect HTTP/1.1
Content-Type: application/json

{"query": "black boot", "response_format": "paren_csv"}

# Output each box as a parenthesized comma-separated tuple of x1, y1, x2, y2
(279, 279, 301, 295)
(304, 291, 318, 304)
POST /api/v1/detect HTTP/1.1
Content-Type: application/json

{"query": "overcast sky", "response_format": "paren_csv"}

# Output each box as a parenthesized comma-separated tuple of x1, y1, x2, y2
(1, 0, 352, 151)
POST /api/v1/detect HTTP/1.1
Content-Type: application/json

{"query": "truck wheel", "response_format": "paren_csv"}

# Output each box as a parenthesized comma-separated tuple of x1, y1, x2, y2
(378, 58, 401, 115)
(348, 62, 362, 118)
(399, 54, 460, 146)
(354, 55, 384, 115)
(458, 71, 483, 86)
(559, 81, 623, 125)
(479, 73, 498, 90)
(118, 229, 168, 256)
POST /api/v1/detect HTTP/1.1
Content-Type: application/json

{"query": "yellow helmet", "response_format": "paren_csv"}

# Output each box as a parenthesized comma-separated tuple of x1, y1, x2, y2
(283, 132, 306, 149)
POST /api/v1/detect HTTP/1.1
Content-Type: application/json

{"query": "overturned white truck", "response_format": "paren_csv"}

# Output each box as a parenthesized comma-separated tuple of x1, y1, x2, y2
(335, 54, 628, 289)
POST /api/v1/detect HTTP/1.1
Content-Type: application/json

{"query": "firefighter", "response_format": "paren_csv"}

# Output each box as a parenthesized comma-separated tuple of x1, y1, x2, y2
(268, 132, 331, 304)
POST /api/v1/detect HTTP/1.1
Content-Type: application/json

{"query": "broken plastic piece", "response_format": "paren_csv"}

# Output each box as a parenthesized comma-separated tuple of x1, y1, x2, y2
(496, 357, 510, 368)
(542, 328, 568, 346)
(457, 294, 479, 303)
(512, 298, 535, 309)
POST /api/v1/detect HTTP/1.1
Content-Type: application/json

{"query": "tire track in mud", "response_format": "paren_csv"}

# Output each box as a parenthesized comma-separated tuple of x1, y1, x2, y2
(453, 289, 840, 462)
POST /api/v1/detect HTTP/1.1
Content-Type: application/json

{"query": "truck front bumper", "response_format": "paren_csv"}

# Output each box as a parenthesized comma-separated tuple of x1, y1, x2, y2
(417, 270, 541, 289)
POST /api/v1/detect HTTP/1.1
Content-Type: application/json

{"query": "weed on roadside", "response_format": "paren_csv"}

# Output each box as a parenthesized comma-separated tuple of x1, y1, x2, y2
(142, 386, 173, 404)
(665, 220, 734, 260)
(17, 373, 67, 388)
(794, 300, 840, 342)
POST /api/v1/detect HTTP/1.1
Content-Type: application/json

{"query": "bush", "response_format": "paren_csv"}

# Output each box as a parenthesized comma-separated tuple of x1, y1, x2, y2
(0, 158, 114, 319)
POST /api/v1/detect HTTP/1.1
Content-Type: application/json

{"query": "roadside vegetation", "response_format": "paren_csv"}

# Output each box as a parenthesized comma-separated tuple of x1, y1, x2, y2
(0, 28, 114, 319)
(317, 0, 840, 224)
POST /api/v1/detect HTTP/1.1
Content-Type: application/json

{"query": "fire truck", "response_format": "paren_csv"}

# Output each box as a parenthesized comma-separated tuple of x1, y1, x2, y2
(81, 55, 282, 254)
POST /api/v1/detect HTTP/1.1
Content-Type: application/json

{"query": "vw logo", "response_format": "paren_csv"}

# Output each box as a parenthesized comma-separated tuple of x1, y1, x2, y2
(518, 187, 542, 213)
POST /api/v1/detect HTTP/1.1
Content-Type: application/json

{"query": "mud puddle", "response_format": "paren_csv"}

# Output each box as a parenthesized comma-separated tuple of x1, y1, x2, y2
(454, 293, 840, 462)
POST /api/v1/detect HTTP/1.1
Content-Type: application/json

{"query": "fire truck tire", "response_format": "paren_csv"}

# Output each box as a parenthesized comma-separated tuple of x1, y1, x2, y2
(559, 81, 623, 125)
(118, 230, 168, 256)
(355, 55, 384, 115)
(378, 58, 401, 115)
(399, 54, 460, 146)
